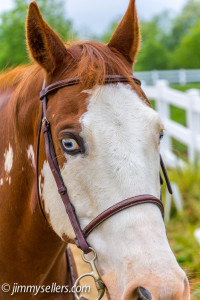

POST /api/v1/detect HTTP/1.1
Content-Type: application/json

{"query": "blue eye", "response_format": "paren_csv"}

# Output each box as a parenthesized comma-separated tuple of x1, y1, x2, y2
(62, 138, 80, 152)
(159, 130, 164, 141)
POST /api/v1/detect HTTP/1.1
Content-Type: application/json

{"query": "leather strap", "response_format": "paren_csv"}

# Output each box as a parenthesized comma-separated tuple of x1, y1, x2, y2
(160, 155, 173, 194)
(37, 75, 170, 254)
(40, 75, 141, 100)
(82, 195, 164, 238)
(66, 246, 79, 300)
(66, 246, 89, 300)
(41, 93, 91, 254)
(36, 108, 47, 221)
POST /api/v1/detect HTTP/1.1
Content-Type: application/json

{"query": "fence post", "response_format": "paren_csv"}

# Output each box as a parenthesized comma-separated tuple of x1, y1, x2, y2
(179, 69, 186, 85)
(186, 89, 199, 163)
(135, 69, 200, 85)
(194, 229, 200, 245)
(152, 70, 159, 85)
(154, 80, 172, 159)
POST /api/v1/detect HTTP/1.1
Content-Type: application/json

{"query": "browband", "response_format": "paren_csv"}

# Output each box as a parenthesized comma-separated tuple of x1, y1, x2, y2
(40, 75, 141, 100)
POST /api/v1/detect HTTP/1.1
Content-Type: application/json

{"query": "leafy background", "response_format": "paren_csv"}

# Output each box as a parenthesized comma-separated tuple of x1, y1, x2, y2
(1, 0, 200, 70)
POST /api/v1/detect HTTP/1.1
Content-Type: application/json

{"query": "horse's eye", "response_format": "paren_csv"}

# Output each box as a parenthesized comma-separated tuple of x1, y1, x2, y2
(62, 138, 80, 153)
(159, 130, 164, 141)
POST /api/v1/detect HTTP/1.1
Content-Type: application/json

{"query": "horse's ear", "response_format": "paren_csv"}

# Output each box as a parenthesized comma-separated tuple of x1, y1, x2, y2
(26, 1, 68, 73)
(108, 0, 140, 67)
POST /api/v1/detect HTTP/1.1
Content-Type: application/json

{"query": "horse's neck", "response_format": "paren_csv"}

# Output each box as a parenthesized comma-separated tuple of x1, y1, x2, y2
(0, 76, 70, 293)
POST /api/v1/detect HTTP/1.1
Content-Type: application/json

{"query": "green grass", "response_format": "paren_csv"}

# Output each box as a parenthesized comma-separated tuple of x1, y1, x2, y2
(170, 83, 200, 92)
(163, 164, 200, 299)
(169, 105, 186, 126)
(171, 138, 188, 161)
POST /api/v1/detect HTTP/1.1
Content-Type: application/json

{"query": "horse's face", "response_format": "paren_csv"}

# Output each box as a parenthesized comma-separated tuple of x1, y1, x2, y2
(27, 1, 190, 299)
(41, 81, 189, 300)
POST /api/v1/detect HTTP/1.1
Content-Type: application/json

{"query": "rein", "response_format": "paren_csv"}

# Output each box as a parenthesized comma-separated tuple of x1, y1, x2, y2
(36, 74, 172, 300)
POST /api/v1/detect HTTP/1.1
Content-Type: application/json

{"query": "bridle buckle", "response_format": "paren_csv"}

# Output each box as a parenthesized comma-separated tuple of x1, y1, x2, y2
(42, 116, 49, 124)
(42, 117, 50, 133)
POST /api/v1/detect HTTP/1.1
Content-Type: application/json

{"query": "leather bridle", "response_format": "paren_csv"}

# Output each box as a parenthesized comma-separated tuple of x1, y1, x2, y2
(36, 74, 172, 299)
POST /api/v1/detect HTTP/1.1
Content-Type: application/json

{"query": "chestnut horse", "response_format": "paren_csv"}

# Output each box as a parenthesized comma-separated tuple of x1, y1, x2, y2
(0, 1, 190, 299)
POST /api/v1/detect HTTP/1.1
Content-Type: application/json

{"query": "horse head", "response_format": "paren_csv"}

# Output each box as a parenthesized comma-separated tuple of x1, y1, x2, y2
(25, 1, 190, 299)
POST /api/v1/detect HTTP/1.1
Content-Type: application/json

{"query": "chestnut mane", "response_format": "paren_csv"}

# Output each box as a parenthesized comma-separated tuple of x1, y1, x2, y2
(0, 41, 134, 94)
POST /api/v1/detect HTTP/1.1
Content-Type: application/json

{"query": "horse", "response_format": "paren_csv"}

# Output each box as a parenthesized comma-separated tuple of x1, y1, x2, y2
(0, 1, 190, 299)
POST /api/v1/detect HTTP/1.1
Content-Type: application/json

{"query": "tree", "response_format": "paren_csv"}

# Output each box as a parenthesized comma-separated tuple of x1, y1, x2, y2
(172, 20, 200, 69)
(170, 0, 200, 49)
(100, 0, 200, 71)
(0, 0, 75, 69)
(135, 16, 171, 71)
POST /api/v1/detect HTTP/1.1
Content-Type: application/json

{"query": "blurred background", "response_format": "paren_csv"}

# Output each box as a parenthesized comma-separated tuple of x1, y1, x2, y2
(0, 0, 200, 298)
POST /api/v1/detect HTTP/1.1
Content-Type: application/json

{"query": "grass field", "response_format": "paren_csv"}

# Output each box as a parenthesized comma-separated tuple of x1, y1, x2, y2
(170, 83, 200, 92)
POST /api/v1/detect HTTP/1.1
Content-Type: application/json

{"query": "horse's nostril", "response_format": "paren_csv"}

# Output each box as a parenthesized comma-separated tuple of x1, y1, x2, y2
(137, 287, 152, 300)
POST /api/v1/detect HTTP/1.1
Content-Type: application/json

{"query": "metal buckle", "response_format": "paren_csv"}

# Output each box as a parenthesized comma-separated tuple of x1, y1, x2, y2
(74, 247, 105, 300)
(42, 116, 49, 124)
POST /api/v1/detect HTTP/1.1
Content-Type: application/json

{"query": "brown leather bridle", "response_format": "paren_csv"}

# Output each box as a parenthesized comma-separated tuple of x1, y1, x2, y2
(36, 74, 173, 300)
(37, 74, 172, 255)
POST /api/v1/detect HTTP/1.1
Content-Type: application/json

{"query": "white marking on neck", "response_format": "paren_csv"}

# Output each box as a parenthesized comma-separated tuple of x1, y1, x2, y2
(4, 144, 13, 174)
(27, 145, 35, 168)
(0, 178, 3, 186)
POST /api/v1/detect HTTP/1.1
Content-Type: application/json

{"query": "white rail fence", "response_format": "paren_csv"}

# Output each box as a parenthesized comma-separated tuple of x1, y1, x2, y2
(142, 80, 200, 168)
(135, 69, 200, 85)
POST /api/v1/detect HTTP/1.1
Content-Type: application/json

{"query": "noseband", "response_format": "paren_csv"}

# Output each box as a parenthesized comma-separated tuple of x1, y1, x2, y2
(37, 74, 172, 299)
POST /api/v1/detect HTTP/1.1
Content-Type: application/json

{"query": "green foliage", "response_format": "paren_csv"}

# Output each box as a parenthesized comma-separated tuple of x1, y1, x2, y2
(135, 33, 170, 71)
(170, 0, 200, 50)
(172, 20, 200, 68)
(0, 0, 75, 69)
(1, 0, 200, 71)
(100, 0, 200, 71)
(135, 14, 171, 71)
